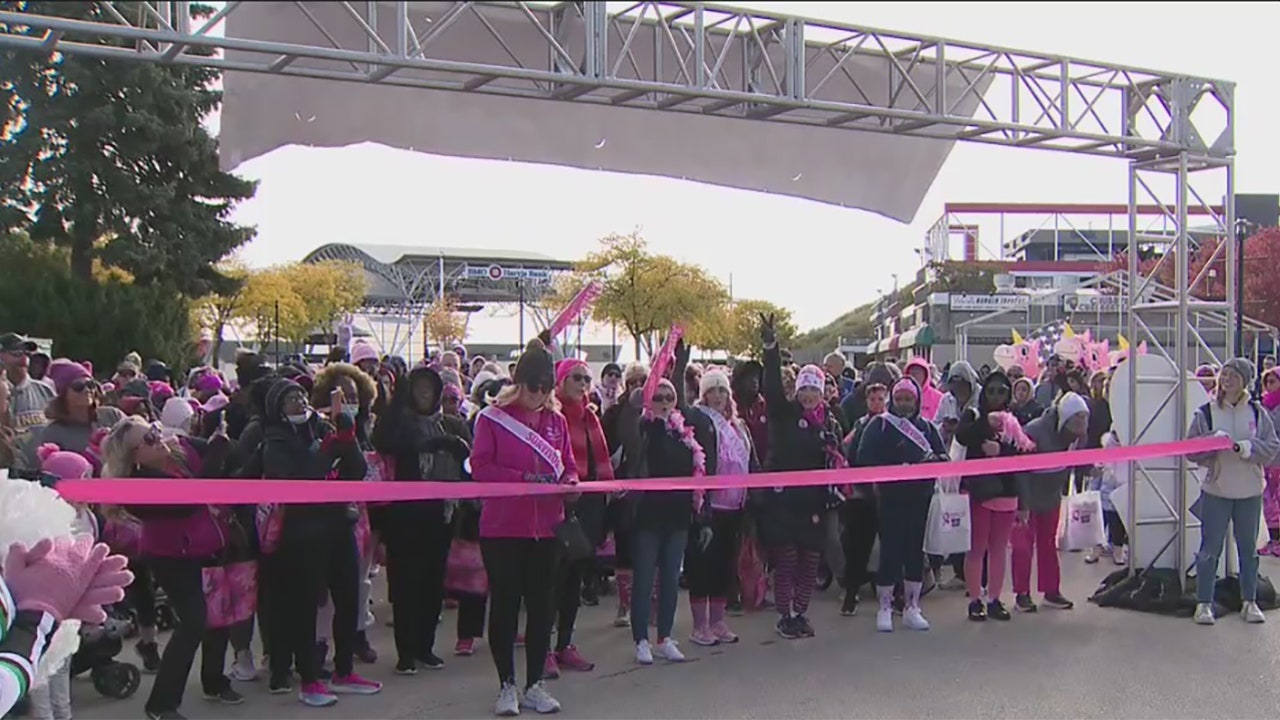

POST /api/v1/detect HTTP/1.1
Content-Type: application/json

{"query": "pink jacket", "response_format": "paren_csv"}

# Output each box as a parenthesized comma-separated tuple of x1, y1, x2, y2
(905, 357, 943, 422)
(473, 404, 578, 539)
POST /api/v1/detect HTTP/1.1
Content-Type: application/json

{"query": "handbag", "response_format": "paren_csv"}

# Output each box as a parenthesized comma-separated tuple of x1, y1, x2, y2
(202, 560, 258, 628)
(555, 512, 595, 563)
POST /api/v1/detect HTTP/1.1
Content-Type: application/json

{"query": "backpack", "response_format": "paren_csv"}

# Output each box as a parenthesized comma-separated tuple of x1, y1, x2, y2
(1197, 401, 1261, 432)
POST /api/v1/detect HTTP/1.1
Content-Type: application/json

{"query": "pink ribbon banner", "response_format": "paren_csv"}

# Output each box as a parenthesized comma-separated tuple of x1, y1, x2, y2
(53, 436, 1230, 505)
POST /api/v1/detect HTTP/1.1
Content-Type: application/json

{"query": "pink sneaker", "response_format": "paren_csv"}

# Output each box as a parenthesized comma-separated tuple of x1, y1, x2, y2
(689, 627, 718, 647)
(1260, 541, 1279, 557)
(330, 673, 382, 695)
(710, 621, 739, 644)
(454, 638, 476, 656)
(555, 645, 595, 672)
(543, 651, 560, 680)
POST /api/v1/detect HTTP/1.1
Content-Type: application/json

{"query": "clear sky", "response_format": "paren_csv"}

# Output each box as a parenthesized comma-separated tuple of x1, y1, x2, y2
(226, 2, 1279, 354)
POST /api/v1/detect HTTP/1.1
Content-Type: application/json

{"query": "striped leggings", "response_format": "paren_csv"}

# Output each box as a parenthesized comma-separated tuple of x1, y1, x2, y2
(770, 545, 821, 616)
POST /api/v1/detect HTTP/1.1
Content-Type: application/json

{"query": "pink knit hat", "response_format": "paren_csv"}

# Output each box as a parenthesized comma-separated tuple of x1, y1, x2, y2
(350, 342, 379, 366)
(37, 443, 93, 480)
(555, 358, 589, 388)
(795, 364, 825, 393)
(46, 358, 93, 395)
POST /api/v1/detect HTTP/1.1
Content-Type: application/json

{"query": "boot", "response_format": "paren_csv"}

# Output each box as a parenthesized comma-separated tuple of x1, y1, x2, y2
(615, 571, 632, 628)
(902, 581, 930, 631)
(708, 598, 739, 644)
(688, 598, 717, 646)
(875, 586, 894, 632)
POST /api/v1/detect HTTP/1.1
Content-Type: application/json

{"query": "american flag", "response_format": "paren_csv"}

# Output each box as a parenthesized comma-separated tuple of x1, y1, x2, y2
(1024, 318, 1073, 365)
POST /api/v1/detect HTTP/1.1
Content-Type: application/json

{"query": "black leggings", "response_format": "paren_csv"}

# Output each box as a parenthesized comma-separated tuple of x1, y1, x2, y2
(840, 499, 878, 594)
(551, 556, 589, 651)
(267, 529, 360, 684)
(606, 499, 633, 570)
(456, 593, 487, 640)
(144, 558, 229, 715)
(126, 559, 158, 629)
(876, 492, 931, 587)
(482, 538, 558, 689)
(685, 510, 742, 599)
(384, 519, 452, 664)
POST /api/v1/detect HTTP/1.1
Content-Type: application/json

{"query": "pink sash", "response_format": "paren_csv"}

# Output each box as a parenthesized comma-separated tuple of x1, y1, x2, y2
(882, 414, 933, 456)
(480, 406, 565, 479)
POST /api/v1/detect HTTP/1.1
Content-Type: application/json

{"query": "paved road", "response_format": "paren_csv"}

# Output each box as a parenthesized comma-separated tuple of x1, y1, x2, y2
(73, 553, 1280, 719)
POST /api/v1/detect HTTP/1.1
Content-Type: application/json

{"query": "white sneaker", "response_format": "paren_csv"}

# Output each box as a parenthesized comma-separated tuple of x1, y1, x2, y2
(494, 682, 520, 717)
(520, 681, 561, 714)
(903, 607, 930, 631)
(654, 638, 685, 662)
(1242, 601, 1266, 624)
(1194, 603, 1216, 625)
(938, 576, 966, 591)
(635, 640, 653, 665)
(230, 649, 258, 682)
(1084, 546, 1100, 564)
(876, 608, 894, 632)
(1112, 546, 1128, 566)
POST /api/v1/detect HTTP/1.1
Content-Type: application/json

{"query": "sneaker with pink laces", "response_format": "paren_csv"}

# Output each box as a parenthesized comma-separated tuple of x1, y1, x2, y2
(298, 681, 338, 707)
(555, 645, 595, 672)
(454, 638, 476, 656)
(543, 651, 560, 680)
(330, 673, 382, 695)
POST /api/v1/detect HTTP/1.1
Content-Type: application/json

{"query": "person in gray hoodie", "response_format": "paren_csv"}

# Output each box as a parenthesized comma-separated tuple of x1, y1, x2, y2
(931, 361, 981, 591)
(1013, 392, 1090, 613)
(1186, 357, 1280, 626)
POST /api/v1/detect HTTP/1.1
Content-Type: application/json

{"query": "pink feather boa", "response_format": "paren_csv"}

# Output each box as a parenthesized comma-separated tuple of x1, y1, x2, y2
(990, 411, 1037, 452)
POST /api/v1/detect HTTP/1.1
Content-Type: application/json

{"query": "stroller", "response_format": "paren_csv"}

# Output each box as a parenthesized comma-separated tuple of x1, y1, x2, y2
(69, 605, 142, 700)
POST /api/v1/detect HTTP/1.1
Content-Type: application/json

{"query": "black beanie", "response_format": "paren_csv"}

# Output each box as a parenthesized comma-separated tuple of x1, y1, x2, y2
(513, 339, 555, 391)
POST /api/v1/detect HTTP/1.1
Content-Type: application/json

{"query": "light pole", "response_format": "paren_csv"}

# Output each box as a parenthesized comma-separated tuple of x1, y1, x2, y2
(1234, 219, 1251, 358)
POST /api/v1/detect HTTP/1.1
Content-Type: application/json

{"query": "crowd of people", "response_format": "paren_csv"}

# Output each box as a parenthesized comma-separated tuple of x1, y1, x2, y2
(0, 319, 1277, 719)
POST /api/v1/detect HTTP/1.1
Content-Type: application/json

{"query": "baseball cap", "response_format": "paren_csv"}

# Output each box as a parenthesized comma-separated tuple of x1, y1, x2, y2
(0, 333, 38, 354)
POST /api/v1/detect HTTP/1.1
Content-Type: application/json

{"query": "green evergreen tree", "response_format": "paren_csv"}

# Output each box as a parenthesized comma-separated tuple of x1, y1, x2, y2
(0, 1, 257, 297)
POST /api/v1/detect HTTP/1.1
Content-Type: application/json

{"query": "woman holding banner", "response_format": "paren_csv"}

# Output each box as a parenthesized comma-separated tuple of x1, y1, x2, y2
(856, 378, 948, 633)
(470, 338, 576, 716)
(754, 314, 844, 640)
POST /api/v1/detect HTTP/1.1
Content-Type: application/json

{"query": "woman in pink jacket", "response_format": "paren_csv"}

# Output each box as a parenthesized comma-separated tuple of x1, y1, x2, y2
(905, 357, 943, 422)
(471, 339, 578, 717)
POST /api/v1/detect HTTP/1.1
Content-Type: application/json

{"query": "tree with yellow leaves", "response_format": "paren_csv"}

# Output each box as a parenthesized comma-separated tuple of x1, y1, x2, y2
(575, 232, 729, 358)
(234, 261, 367, 348)
(715, 299, 798, 357)
(191, 259, 250, 361)
(423, 293, 470, 349)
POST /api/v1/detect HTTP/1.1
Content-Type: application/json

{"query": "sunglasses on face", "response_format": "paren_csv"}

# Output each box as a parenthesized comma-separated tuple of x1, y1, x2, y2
(69, 379, 98, 393)
(525, 382, 554, 395)
(604, 372, 621, 380)
(986, 385, 1010, 395)
(652, 393, 676, 403)
(568, 373, 592, 384)
(138, 423, 163, 448)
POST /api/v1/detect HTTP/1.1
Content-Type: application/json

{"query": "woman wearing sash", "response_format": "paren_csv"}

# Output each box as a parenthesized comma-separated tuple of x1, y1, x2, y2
(685, 367, 756, 646)
(470, 339, 577, 717)
(855, 377, 947, 633)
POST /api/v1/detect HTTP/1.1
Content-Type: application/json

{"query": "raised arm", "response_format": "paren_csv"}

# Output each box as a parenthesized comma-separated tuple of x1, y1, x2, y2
(760, 314, 788, 420)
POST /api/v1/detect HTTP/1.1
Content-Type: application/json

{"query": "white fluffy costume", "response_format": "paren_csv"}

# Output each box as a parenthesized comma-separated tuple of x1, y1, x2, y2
(0, 476, 83, 701)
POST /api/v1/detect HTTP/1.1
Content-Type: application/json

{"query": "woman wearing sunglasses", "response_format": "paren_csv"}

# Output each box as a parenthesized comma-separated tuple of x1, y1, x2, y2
(471, 339, 577, 717)
(101, 416, 244, 720)
(21, 359, 123, 469)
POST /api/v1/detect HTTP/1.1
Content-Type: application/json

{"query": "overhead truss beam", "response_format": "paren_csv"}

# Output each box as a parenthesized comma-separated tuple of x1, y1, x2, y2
(0, 1, 1233, 159)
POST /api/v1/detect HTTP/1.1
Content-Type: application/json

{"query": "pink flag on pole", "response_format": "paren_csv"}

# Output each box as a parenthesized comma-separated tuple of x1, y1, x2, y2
(548, 280, 604, 340)
(642, 324, 684, 409)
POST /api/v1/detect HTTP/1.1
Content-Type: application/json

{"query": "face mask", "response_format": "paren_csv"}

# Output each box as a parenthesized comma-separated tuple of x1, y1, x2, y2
(341, 403, 360, 417)
(287, 409, 312, 425)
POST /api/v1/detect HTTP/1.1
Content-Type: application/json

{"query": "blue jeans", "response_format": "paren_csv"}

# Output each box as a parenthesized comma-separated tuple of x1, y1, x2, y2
(630, 529, 687, 644)
(1195, 493, 1263, 604)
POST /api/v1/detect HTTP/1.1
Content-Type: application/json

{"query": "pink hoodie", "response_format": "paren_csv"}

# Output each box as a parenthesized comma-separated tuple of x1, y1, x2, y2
(904, 357, 943, 422)
(472, 403, 578, 539)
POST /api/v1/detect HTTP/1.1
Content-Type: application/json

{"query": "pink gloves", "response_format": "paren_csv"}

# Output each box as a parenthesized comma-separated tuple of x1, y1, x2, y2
(4, 535, 134, 624)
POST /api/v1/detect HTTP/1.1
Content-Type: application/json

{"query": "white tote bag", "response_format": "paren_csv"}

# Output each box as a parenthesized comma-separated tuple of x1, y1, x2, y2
(1059, 490, 1107, 551)
(924, 491, 972, 556)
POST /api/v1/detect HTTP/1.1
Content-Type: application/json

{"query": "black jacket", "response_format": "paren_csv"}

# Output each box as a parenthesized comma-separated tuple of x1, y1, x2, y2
(955, 371, 1020, 502)
(854, 403, 946, 500)
(753, 344, 840, 551)
(370, 367, 472, 535)
(260, 379, 366, 546)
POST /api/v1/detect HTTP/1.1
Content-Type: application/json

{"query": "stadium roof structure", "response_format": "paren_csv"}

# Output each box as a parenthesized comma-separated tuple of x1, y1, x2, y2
(302, 242, 575, 310)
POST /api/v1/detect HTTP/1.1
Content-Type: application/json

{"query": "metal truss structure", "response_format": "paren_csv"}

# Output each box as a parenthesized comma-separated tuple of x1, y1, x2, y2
(0, 2, 1237, 577)
(303, 242, 569, 357)
(925, 201, 1226, 264)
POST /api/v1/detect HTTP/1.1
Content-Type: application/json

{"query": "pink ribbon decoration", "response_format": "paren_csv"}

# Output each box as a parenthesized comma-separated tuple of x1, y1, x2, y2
(642, 324, 684, 409)
(548, 280, 603, 340)
(54, 435, 1231, 505)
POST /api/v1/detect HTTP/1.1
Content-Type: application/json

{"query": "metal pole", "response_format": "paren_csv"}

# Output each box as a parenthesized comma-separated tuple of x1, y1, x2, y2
(611, 320, 617, 362)
(1174, 151, 1190, 576)
(1234, 219, 1247, 358)
(1125, 160, 1139, 576)
(518, 280, 526, 347)
(273, 299, 281, 365)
